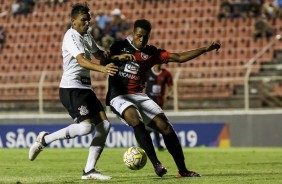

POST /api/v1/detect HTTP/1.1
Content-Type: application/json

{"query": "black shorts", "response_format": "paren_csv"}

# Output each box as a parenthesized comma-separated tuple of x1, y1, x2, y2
(59, 88, 105, 123)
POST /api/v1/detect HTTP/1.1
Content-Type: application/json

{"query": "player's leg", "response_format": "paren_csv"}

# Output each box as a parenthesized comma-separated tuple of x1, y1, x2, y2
(123, 107, 167, 177)
(150, 114, 200, 177)
(29, 88, 95, 161)
(153, 131, 165, 151)
(147, 124, 165, 151)
(110, 95, 166, 177)
(82, 110, 111, 180)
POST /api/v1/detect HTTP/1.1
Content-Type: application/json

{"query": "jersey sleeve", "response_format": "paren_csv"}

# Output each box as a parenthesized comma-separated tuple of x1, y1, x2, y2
(64, 31, 85, 58)
(158, 49, 170, 64)
(88, 31, 100, 53)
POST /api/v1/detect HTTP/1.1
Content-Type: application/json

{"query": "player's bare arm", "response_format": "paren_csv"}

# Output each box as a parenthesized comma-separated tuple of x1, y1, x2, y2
(93, 50, 110, 60)
(76, 54, 118, 76)
(111, 54, 135, 61)
(168, 42, 221, 63)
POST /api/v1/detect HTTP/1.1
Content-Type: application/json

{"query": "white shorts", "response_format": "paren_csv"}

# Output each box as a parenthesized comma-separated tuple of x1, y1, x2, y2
(110, 93, 164, 125)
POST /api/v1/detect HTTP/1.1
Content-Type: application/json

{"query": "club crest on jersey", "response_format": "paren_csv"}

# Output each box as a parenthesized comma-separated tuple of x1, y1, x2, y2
(78, 105, 89, 116)
(141, 52, 150, 60)
(124, 62, 139, 74)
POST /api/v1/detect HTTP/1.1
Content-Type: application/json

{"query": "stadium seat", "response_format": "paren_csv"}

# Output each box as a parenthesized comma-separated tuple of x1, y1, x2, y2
(178, 18, 189, 29)
(202, 28, 214, 38)
(222, 38, 237, 49)
(189, 8, 203, 18)
(225, 27, 238, 37)
(202, 7, 217, 17)
(143, 9, 156, 19)
(131, 9, 144, 20)
(167, 8, 179, 18)
(237, 37, 250, 48)
(201, 17, 215, 28)
(153, 9, 168, 19)
(165, 18, 178, 29)
(188, 28, 202, 39)
(150, 29, 165, 40)
(163, 40, 176, 52)
(238, 27, 252, 37)
(144, 0, 157, 9)
(121, 0, 133, 10)
(168, 0, 180, 8)
(237, 48, 250, 59)
(178, 8, 190, 18)
(156, 0, 168, 9)
(165, 29, 178, 40)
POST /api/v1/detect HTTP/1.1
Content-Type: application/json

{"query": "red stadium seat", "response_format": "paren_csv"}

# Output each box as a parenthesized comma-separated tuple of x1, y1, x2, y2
(167, 8, 179, 18)
(165, 18, 178, 29)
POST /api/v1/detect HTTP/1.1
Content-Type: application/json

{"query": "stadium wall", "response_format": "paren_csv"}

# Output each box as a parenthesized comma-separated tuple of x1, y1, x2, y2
(0, 109, 281, 147)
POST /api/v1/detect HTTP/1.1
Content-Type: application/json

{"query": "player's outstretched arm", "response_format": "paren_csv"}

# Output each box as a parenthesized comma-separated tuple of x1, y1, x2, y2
(76, 54, 118, 76)
(168, 42, 221, 63)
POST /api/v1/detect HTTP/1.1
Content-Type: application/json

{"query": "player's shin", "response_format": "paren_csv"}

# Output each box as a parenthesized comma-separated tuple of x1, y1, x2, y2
(84, 120, 111, 172)
(162, 130, 188, 172)
(133, 123, 160, 165)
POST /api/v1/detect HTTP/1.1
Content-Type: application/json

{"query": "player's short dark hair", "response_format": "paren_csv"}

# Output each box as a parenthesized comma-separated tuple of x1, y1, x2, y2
(71, 3, 90, 19)
(134, 19, 152, 32)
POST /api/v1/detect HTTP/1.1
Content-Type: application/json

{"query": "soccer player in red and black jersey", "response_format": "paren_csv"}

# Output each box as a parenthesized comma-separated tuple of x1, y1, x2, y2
(146, 64, 173, 108)
(145, 64, 173, 151)
(106, 19, 220, 178)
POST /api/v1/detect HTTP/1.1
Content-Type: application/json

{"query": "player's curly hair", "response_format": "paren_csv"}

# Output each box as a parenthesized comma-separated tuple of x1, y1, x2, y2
(134, 19, 152, 32)
(71, 2, 90, 18)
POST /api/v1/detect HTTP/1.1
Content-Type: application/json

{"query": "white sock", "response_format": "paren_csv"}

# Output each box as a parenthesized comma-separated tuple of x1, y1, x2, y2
(44, 122, 93, 145)
(84, 120, 111, 172)
(84, 146, 103, 173)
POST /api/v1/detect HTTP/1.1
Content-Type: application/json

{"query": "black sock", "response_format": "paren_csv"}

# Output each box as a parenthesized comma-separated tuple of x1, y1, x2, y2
(163, 130, 188, 172)
(154, 131, 161, 147)
(133, 123, 160, 165)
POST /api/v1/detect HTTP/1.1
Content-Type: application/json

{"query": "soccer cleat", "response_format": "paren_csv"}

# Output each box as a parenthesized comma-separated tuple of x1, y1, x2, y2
(81, 169, 112, 180)
(154, 163, 167, 177)
(29, 131, 49, 161)
(178, 170, 201, 177)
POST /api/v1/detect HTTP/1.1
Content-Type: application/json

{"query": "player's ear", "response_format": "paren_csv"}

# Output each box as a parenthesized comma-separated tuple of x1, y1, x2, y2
(71, 18, 75, 25)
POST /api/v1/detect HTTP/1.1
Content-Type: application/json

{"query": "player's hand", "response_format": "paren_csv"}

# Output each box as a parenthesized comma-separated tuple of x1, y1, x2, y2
(105, 62, 118, 76)
(206, 42, 221, 52)
(111, 54, 135, 61)
(103, 50, 111, 58)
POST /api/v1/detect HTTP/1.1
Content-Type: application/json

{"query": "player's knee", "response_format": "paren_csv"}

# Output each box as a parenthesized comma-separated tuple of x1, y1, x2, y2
(79, 123, 94, 135)
(96, 120, 111, 135)
(160, 123, 173, 135)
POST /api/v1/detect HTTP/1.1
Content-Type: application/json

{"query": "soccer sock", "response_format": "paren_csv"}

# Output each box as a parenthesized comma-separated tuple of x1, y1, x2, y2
(162, 130, 187, 172)
(133, 123, 160, 165)
(44, 122, 93, 145)
(84, 120, 111, 172)
(154, 131, 161, 147)
(84, 146, 103, 173)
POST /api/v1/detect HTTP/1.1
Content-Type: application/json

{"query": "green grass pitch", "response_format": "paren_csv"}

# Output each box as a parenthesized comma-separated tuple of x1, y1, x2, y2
(0, 148, 282, 184)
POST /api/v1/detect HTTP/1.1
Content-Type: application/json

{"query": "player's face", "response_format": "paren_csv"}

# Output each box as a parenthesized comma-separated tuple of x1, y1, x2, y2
(132, 27, 150, 49)
(72, 13, 91, 35)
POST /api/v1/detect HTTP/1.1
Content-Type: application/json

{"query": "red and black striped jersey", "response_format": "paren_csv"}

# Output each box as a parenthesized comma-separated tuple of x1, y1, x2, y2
(145, 68, 173, 108)
(106, 39, 170, 104)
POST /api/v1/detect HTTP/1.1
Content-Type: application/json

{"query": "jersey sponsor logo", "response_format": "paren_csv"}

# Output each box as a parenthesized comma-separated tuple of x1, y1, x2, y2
(118, 71, 140, 80)
(124, 62, 139, 75)
(78, 105, 89, 116)
(141, 52, 150, 60)
(80, 76, 91, 85)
